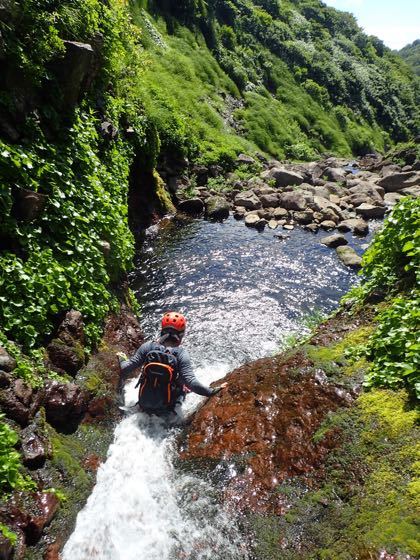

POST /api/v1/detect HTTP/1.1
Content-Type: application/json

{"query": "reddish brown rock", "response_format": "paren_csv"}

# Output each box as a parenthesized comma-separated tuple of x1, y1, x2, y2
(0, 389, 30, 426)
(47, 339, 84, 377)
(21, 425, 50, 468)
(57, 310, 85, 346)
(43, 381, 88, 432)
(26, 492, 60, 544)
(44, 542, 61, 560)
(0, 347, 17, 372)
(0, 534, 14, 560)
(181, 350, 352, 513)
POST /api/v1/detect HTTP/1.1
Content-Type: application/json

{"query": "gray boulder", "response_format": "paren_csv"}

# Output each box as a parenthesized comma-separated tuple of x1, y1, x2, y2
(402, 185, 420, 197)
(261, 167, 304, 188)
(377, 172, 420, 192)
(237, 154, 256, 165)
(337, 218, 369, 236)
(336, 246, 362, 269)
(294, 210, 314, 224)
(259, 193, 279, 208)
(0, 346, 16, 372)
(323, 167, 347, 183)
(55, 41, 94, 109)
(205, 196, 230, 220)
(233, 206, 247, 220)
(384, 192, 404, 206)
(321, 234, 348, 248)
(234, 190, 261, 210)
(278, 192, 306, 211)
(245, 214, 265, 229)
(320, 220, 336, 230)
(273, 207, 288, 219)
(355, 203, 386, 219)
(178, 198, 205, 216)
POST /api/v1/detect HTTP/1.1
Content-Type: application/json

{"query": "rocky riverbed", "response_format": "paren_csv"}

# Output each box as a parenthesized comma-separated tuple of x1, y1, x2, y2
(176, 154, 420, 269)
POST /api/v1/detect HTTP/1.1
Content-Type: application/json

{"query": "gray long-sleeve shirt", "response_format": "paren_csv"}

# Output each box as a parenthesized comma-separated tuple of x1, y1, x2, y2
(120, 341, 215, 397)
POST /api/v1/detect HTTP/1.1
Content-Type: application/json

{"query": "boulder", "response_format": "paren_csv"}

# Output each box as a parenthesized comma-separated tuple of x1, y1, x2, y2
(234, 190, 261, 210)
(323, 167, 347, 183)
(54, 41, 94, 109)
(245, 214, 264, 228)
(304, 223, 319, 233)
(0, 389, 30, 426)
(0, 534, 13, 560)
(278, 192, 306, 211)
(205, 196, 230, 221)
(47, 339, 84, 377)
(259, 193, 279, 208)
(377, 172, 420, 192)
(261, 167, 304, 188)
(43, 381, 88, 432)
(0, 371, 11, 389)
(273, 207, 288, 219)
(384, 192, 404, 206)
(319, 207, 340, 224)
(336, 246, 362, 269)
(380, 164, 402, 178)
(294, 210, 314, 224)
(13, 379, 32, 407)
(321, 234, 348, 248)
(320, 220, 336, 230)
(25, 492, 60, 545)
(0, 346, 16, 372)
(57, 310, 85, 346)
(177, 198, 205, 216)
(337, 218, 369, 236)
(355, 203, 386, 219)
(283, 224, 294, 231)
(233, 206, 246, 220)
(402, 185, 420, 197)
(21, 425, 50, 468)
(268, 220, 278, 230)
(236, 154, 256, 165)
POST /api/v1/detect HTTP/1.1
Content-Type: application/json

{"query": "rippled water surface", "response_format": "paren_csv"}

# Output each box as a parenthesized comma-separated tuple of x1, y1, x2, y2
(63, 216, 375, 560)
(131, 216, 370, 367)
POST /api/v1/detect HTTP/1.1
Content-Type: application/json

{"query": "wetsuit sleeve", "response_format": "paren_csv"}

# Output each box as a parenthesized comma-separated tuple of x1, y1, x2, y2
(177, 348, 216, 397)
(119, 341, 153, 377)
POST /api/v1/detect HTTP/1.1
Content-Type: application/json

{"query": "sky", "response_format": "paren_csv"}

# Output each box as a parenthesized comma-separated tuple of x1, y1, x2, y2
(322, 0, 420, 50)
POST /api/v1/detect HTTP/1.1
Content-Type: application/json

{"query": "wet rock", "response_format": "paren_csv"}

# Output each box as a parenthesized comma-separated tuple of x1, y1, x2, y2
(47, 339, 84, 377)
(336, 246, 362, 269)
(337, 218, 369, 236)
(44, 381, 88, 432)
(294, 210, 314, 224)
(283, 224, 294, 231)
(377, 172, 420, 192)
(0, 389, 30, 426)
(319, 207, 340, 224)
(234, 190, 261, 210)
(259, 193, 279, 208)
(355, 203, 386, 219)
(21, 423, 50, 468)
(268, 220, 278, 230)
(0, 347, 16, 372)
(402, 185, 420, 197)
(320, 220, 336, 230)
(177, 198, 205, 216)
(57, 310, 85, 346)
(205, 196, 230, 221)
(26, 493, 59, 544)
(261, 167, 304, 188)
(321, 234, 348, 248)
(44, 542, 61, 560)
(278, 192, 306, 211)
(13, 379, 33, 407)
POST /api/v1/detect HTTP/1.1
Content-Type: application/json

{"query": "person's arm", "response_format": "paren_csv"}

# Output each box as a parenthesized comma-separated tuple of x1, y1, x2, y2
(177, 348, 222, 397)
(119, 342, 152, 378)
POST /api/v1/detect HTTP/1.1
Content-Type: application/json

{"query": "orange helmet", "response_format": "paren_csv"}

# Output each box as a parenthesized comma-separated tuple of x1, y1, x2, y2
(161, 312, 187, 332)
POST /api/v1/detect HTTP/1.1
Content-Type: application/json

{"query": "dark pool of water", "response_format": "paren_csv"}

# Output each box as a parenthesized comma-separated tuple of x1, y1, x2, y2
(130, 217, 376, 370)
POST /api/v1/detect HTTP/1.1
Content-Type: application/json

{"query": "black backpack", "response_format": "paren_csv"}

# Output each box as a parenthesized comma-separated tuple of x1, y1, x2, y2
(136, 346, 179, 411)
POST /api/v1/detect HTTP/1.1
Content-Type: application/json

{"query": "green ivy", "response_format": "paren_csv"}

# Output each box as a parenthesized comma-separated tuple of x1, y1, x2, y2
(365, 293, 420, 398)
(0, 524, 17, 546)
(0, 415, 35, 492)
(0, 111, 134, 349)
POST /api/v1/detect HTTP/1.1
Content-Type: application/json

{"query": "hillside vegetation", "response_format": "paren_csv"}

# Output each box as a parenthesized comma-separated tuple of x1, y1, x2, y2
(399, 39, 420, 76)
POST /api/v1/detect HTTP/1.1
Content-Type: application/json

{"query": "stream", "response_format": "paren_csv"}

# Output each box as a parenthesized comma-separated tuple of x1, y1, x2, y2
(62, 217, 375, 560)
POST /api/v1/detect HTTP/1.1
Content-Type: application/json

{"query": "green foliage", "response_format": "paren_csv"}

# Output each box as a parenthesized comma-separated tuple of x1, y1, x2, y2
(0, 415, 35, 492)
(399, 39, 420, 76)
(0, 524, 17, 546)
(0, 112, 134, 349)
(365, 293, 420, 397)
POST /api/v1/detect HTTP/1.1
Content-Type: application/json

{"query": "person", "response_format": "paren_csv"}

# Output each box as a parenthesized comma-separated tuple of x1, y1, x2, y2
(117, 311, 227, 415)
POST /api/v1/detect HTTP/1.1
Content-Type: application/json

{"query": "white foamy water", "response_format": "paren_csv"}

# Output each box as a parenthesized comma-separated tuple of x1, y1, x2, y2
(62, 364, 246, 560)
